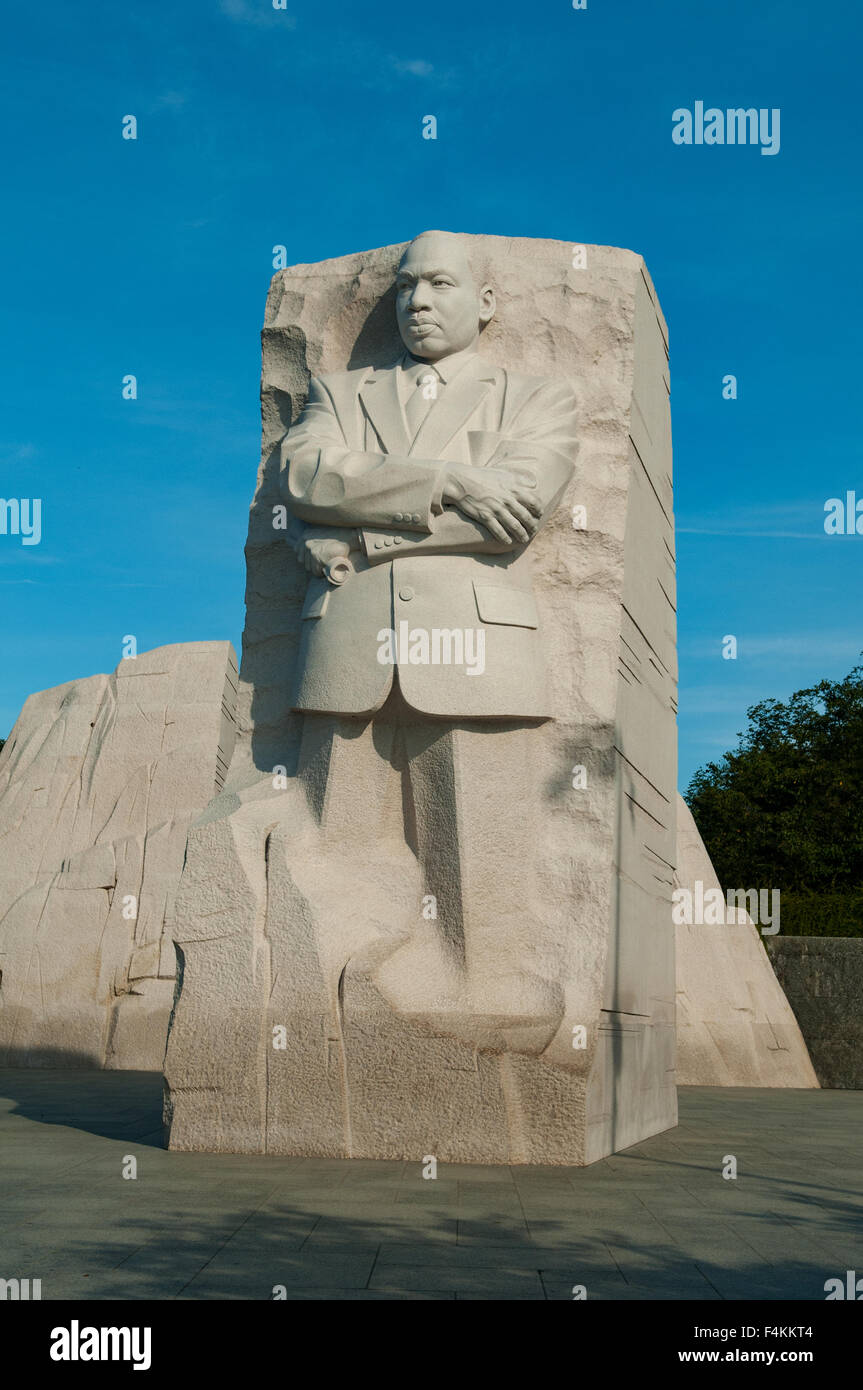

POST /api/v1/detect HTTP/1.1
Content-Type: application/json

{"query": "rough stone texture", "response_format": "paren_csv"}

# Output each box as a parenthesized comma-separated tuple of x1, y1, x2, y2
(675, 796, 817, 1088)
(164, 233, 679, 1164)
(766, 937, 863, 1089)
(0, 642, 238, 1069)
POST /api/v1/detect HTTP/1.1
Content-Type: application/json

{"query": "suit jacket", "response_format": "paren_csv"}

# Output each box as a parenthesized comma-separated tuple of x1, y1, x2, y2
(279, 353, 578, 718)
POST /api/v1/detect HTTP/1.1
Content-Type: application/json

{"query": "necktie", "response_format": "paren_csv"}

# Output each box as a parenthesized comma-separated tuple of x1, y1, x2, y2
(404, 363, 441, 440)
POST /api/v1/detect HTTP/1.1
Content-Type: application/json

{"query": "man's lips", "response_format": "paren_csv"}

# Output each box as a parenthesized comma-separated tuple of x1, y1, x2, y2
(408, 320, 437, 336)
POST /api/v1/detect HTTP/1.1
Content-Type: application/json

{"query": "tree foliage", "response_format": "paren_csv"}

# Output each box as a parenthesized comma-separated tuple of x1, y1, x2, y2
(685, 661, 863, 936)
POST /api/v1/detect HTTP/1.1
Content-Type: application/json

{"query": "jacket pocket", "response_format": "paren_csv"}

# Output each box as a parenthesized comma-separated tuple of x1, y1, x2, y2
(472, 581, 538, 629)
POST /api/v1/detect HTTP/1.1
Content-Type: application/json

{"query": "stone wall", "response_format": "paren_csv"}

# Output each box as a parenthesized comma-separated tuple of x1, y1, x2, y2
(766, 937, 863, 1089)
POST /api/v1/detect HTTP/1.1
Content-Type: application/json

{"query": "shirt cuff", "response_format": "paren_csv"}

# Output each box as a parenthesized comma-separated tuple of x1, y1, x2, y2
(430, 466, 447, 517)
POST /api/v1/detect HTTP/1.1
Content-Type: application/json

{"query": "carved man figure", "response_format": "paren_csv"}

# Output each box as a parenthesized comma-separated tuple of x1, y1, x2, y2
(279, 230, 578, 1037)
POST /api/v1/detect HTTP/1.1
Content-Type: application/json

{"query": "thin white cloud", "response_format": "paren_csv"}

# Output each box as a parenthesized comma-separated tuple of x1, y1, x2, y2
(393, 59, 434, 77)
(677, 499, 837, 540)
(0, 442, 37, 465)
(0, 552, 61, 568)
(725, 635, 862, 661)
(678, 528, 827, 540)
(680, 633, 862, 664)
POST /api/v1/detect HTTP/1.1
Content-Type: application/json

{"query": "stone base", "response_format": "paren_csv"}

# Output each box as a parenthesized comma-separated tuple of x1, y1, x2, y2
(163, 784, 595, 1163)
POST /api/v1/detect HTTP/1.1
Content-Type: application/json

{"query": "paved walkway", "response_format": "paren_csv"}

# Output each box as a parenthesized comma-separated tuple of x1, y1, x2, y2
(0, 1072, 860, 1299)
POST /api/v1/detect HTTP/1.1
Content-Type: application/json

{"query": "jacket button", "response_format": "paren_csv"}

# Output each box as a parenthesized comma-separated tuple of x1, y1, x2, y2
(374, 540, 383, 549)
(384, 538, 393, 547)
(394, 512, 403, 522)
(411, 513, 421, 523)
(394, 537, 403, 545)
(399, 586, 414, 601)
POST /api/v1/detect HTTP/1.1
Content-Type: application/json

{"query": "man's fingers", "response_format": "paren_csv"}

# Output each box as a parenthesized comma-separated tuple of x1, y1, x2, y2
(505, 499, 539, 532)
(458, 493, 538, 543)
(490, 501, 530, 543)
(511, 487, 543, 517)
(479, 508, 512, 543)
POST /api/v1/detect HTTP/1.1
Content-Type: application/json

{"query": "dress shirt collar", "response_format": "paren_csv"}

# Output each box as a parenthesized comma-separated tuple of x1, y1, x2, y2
(400, 344, 479, 385)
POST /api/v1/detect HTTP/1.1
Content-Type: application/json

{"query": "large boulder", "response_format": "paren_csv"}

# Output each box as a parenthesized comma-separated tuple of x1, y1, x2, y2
(0, 642, 238, 1069)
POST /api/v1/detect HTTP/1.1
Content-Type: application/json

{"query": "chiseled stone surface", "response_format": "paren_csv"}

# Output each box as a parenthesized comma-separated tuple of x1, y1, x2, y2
(0, 642, 238, 1070)
(164, 232, 679, 1164)
(675, 796, 818, 1088)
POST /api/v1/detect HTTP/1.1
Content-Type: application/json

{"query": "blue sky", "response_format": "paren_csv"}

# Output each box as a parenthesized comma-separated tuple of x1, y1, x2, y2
(1, 0, 860, 791)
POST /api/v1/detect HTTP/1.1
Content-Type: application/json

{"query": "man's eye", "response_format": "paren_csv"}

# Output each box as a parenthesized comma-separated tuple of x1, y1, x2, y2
(433, 280, 452, 288)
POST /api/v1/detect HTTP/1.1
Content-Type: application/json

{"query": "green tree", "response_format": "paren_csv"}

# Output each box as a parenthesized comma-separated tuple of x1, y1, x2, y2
(685, 660, 863, 936)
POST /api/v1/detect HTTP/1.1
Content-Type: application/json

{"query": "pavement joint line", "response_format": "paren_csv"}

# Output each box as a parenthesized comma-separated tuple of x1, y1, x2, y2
(171, 1187, 294, 1298)
(295, 1213, 324, 1250)
(364, 1244, 383, 1290)
(690, 1263, 726, 1298)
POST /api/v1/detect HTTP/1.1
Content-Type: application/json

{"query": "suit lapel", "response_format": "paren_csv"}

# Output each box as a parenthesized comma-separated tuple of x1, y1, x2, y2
(409, 357, 500, 458)
(356, 355, 504, 459)
(359, 364, 411, 456)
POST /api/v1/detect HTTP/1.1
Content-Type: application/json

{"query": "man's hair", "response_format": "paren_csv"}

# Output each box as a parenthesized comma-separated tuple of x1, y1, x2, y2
(400, 231, 493, 291)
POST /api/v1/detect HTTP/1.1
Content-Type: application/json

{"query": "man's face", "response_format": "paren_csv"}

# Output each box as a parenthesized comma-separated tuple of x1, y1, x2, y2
(395, 235, 494, 361)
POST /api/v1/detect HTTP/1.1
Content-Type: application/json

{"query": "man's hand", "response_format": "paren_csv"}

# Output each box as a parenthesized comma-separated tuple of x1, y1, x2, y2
(296, 535, 352, 576)
(441, 463, 543, 543)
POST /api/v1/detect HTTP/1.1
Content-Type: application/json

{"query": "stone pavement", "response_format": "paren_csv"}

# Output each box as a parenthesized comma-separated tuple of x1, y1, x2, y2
(0, 1072, 860, 1300)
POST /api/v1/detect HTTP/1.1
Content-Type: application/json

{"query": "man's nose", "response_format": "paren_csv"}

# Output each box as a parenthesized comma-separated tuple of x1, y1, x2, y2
(408, 283, 432, 310)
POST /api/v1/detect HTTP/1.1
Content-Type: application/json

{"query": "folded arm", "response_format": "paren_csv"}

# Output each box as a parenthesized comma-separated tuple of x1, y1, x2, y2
(281, 376, 447, 532)
(281, 373, 578, 560)
(362, 377, 579, 560)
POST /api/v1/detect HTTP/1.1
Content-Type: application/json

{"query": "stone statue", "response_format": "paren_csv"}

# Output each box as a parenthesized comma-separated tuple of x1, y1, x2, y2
(164, 230, 681, 1164)
(276, 230, 577, 1032)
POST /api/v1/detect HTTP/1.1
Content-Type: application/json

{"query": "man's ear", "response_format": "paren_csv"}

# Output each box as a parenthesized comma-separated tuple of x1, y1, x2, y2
(478, 284, 496, 327)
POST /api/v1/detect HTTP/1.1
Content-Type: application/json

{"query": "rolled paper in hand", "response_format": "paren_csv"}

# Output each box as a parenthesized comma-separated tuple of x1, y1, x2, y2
(324, 556, 354, 586)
